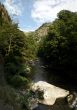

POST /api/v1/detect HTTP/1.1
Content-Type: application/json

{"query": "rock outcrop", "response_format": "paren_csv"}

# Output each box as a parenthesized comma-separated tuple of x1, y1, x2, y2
(32, 81, 69, 105)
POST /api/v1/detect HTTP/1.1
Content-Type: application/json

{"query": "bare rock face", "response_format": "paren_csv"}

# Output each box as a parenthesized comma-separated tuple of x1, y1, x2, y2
(32, 81, 69, 105)
(0, 3, 11, 25)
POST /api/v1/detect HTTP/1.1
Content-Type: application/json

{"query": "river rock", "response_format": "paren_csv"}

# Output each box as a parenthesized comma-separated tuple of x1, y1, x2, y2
(32, 81, 69, 105)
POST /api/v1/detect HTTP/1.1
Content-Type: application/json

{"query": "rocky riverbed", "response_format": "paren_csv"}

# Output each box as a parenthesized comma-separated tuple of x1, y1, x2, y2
(31, 58, 74, 110)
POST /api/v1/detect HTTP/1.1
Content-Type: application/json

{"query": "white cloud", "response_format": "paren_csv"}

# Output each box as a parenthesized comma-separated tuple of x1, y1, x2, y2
(31, 0, 77, 23)
(19, 27, 35, 32)
(4, 0, 23, 16)
(7, 0, 12, 5)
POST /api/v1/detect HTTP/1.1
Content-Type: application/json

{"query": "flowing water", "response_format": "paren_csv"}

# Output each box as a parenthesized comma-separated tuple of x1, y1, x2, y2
(32, 58, 77, 90)
(32, 58, 47, 82)
(32, 58, 77, 110)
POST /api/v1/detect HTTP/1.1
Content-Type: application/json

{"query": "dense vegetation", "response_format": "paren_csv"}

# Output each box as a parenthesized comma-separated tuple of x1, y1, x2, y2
(0, 3, 36, 87)
(38, 10, 77, 78)
(1, 2, 77, 110)
(0, 3, 37, 110)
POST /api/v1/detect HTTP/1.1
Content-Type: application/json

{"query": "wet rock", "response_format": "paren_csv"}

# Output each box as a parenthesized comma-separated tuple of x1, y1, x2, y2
(66, 92, 77, 109)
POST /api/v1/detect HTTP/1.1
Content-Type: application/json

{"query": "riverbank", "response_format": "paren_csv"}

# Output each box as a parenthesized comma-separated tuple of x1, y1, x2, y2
(31, 58, 74, 110)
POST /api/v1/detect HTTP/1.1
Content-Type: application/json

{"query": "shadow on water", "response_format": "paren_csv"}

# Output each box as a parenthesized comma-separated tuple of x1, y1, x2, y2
(32, 58, 77, 91)
(32, 58, 77, 110)
(46, 68, 77, 92)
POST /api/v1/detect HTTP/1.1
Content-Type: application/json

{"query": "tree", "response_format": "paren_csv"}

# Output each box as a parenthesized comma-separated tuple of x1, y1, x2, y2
(0, 4, 36, 87)
(39, 10, 77, 72)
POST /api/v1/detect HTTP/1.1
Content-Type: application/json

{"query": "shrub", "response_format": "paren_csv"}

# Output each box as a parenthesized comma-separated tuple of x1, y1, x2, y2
(10, 75, 29, 87)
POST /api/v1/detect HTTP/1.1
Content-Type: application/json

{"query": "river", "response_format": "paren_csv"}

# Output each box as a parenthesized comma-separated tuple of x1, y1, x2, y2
(32, 58, 77, 110)
(32, 58, 77, 90)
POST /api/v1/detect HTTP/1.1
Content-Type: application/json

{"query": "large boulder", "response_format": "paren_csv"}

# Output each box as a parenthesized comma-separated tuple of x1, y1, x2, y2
(32, 81, 69, 105)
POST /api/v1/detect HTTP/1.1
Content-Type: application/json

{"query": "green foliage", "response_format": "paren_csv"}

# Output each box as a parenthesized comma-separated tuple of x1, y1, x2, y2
(10, 75, 29, 87)
(35, 88, 44, 100)
(0, 4, 37, 87)
(24, 32, 38, 60)
(0, 85, 22, 110)
(0, 23, 30, 86)
(39, 10, 77, 71)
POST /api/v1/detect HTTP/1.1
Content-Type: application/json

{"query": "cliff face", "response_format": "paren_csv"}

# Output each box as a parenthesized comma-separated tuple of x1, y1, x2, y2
(0, 3, 11, 25)
(35, 23, 52, 38)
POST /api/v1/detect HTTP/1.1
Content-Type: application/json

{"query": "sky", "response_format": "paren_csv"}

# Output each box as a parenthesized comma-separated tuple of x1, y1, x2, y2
(0, 0, 77, 32)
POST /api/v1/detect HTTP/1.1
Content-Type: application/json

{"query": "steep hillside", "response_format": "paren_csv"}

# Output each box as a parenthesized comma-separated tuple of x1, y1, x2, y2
(0, 3, 11, 25)
(35, 23, 52, 38)
(0, 3, 32, 110)
(24, 23, 52, 39)
(24, 23, 52, 43)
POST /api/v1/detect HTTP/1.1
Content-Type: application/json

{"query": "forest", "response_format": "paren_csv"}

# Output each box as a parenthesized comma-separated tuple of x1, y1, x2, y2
(38, 10, 77, 80)
(0, 3, 77, 110)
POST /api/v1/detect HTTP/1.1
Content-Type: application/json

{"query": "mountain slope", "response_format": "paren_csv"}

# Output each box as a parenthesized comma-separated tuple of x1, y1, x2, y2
(35, 23, 52, 38)
(0, 3, 11, 25)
